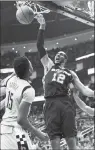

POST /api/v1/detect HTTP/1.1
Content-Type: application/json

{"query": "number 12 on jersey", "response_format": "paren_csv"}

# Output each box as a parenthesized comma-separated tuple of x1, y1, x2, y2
(52, 73, 65, 84)
(7, 91, 13, 110)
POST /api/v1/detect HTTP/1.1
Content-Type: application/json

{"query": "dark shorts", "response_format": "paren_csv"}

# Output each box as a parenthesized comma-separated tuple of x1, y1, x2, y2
(44, 96, 77, 140)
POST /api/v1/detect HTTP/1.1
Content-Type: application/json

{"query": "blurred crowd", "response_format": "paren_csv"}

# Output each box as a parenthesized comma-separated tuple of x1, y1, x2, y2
(0, 40, 94, 69)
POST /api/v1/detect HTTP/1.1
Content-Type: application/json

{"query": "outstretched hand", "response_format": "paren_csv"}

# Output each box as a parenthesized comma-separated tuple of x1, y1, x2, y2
(35, 14, 46, 25)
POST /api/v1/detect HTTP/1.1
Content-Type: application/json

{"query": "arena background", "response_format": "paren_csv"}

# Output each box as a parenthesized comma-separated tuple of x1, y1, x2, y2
(0, 1, 94, 149)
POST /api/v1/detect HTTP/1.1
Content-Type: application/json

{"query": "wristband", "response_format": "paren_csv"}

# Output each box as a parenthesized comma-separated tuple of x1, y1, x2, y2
(39, 24, 46, 30)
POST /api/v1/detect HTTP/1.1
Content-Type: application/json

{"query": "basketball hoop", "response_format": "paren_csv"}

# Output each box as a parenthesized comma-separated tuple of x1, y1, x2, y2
(15, 1, 50, 15)
(15, 1, 94, 27)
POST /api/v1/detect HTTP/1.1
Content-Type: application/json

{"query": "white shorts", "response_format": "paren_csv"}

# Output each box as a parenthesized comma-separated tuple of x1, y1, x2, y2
(1, 124, 33, 150)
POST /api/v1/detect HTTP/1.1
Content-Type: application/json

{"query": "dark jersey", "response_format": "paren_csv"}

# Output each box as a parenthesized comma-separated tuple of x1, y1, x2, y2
(44, 65, 73, 98)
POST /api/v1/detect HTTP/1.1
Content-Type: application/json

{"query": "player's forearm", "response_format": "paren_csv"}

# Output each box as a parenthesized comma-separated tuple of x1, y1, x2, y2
(37, 25, 46, 59)
(70, 70, 94, 98)
(85, 106, 94, 116)
(78, 86, 94, 97)
(18, 118, 47, 141)
(82, 87, 94, 97)
(74, 79, 94, 97)
(73, 93, 87, 112)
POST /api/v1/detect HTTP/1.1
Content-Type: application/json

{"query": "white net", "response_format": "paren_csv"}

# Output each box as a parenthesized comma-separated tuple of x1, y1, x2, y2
(72, 0, 94, 20)
(15, 1, 50, 14)
(54, 0, 94, 20)
(87, 1, 94, 18)
(15, 1, 94, 26)
(52, 0, 94, 26)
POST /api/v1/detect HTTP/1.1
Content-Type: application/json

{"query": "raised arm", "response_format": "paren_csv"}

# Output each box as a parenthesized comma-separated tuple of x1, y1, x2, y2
(73, 89, 94, 116)
(36, 14, 54, 74)
(0, 72, 15, 97)
(0, 72, 15, 88)
(70, 70, 94, 97)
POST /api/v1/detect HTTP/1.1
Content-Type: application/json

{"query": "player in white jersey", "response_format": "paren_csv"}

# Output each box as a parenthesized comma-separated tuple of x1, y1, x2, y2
(1, 56, 48, 150)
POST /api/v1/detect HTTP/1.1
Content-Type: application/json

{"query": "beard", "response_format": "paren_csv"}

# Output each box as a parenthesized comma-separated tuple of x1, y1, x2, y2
(55, 58, 65, 65)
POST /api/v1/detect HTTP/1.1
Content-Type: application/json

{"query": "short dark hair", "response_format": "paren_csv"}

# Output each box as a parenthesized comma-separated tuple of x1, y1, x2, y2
(14, 56, 30, 79)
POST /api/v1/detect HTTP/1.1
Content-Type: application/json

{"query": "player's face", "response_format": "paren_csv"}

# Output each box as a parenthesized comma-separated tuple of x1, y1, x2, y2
(54, 51, 67, 64)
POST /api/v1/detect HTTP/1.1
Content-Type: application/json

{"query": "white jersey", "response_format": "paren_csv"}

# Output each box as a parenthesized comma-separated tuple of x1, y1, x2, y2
(41, 55, 54, 85)
(41, 55, 54, 76)
(1, 75, 35, 127)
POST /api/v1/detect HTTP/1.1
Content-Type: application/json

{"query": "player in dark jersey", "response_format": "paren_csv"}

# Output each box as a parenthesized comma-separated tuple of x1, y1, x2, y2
(36, 14, 94, 150)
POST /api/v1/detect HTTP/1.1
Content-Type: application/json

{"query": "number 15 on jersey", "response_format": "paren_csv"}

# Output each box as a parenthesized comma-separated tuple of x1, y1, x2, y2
(7, 91, 13, 110)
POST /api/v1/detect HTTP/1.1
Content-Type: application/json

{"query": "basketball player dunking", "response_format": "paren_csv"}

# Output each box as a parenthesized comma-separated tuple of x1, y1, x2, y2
(36, 15, 94, 150)
(1, 56, 48, 150)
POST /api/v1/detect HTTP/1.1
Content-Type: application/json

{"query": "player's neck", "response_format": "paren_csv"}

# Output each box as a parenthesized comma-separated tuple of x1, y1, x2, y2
(23, 76, 29, 81)
(59, 63, 65, 69)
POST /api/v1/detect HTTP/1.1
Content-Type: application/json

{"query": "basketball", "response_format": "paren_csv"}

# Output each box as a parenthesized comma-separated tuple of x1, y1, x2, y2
(16, 5, 35, 24)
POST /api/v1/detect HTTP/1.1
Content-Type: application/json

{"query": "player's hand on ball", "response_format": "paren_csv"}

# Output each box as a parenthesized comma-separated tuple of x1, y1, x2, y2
(35, 14, 45, 25)
(35, 14, 46, 30)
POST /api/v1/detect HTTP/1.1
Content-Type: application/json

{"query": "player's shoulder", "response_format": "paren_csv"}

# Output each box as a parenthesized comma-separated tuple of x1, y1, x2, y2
(22, 85, 35, 104)
(21, 79, 34, 92)
(64, 68, 72, 73)
(69, 70, 78, 78)
(26, 86, 35, 93)
(24, 86, 35, 96)
(62, 68, 73, 77)
(23, 86, 35, 102)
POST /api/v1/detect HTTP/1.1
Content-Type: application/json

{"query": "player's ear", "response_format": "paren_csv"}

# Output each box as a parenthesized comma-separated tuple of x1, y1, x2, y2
(64, 58, 67, 64)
